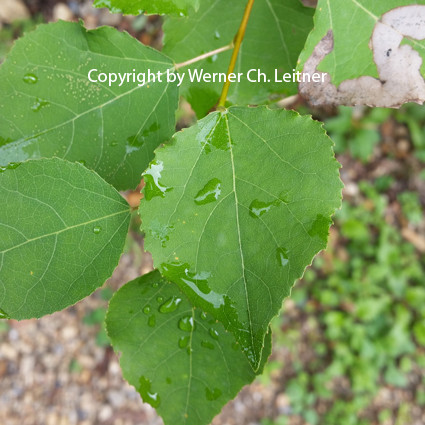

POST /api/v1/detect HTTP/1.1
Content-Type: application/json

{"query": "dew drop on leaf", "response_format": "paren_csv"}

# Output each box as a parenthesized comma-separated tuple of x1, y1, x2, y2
(178, 335, 190, 348)
(201, 340, 215, 350)
(308, 214, 331, 243)
(31, 98, 50, 112)
(201, 116, 230, 153)
(143, 305, 151, 314)
(23, 73, 38, 84)
(143, 160, 173, 201)
(276, 247, 289, 267)
(148, 315, 156, 327)
(214, 30, 221, 39)
(248, 199, 281, 218)
(205, 387, 222, 401)
(6, 162, 21, 170)
(178, 315, 195, 332)
(200, 311, 208, 320)
(159, 296, 182, 313)
(209, 328, 219, 340)
(194, 178, 222, 205)
(0, 308, 11, 319)
(156, 296, 164, 303)
(93, 226, 102, 234)
(138, 376, 161, 408)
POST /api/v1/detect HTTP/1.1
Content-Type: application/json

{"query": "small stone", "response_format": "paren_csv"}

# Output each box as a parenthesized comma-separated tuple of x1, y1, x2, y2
(98, 404, 113, 421)
(0, 0, 29, 24)
(61, 325, 78, 340)
(53, 3, 75, 22)
(0, 343, 17, 360)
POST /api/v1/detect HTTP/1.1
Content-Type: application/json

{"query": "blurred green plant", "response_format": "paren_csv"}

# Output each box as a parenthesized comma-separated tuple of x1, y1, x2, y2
(83, 288, 113, 347)
(324, 107, 391, 162)
(266, 181, 425, 425)
(395, 103, 425, 162)
(0, 16, 43, 61)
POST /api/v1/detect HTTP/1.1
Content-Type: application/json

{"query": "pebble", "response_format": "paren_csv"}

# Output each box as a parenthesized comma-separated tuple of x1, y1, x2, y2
(52, 3, 74, 22)
(0, 0, 29, 24)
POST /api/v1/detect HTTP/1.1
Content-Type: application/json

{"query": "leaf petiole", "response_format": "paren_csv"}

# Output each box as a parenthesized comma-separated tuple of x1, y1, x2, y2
(217, 0, 255, 108)
(174, 43, 234, 70)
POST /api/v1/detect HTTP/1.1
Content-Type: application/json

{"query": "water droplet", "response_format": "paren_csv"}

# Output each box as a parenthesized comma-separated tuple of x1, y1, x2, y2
(93, 226, 102, 234)
(23, 73, 38, 84)
(143, 305, 151, 314)
(200, 312, 208, 320)
(214, 30, 221, 39)
(276, 247, 289, 267)
(110, 141, 118, 147)
(31, 98, 50, 112)
(138, 376, 161, 408)
(148, 220, 173, 248)
(161, 262, 224, 309)
(156, 296, 164, 303)
(152, 282, 159, 288)
(249, 199, 282, 219)
(0, 136, 13, 147)
(125, 135, 143, 154)
(0, 166, 6, 173)
(126, 123, 159, 154)
(159, 296, 182, 313)
(148, 315, 156, 327)
(202, 116, 230, 153)
(201, 340, 214, 350)
(207, 54, 218, 63)
(194, 178, 222, 205)
(143, 160, 173, 201)
(6, 162, 21, 170)
(77, 159, 86, 166)
(308, 214, 331, 243)
(206, 387, 222, 401)
(178, 315, 195, 332)
(0, 308, 11, 319)
(187, 347, 193, 356)
(209, 328, 219, 340)
(178, 335, 190, 348)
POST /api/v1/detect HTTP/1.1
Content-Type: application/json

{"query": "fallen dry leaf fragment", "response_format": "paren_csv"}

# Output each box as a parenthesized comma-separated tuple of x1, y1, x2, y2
(300, 5, 425, 108)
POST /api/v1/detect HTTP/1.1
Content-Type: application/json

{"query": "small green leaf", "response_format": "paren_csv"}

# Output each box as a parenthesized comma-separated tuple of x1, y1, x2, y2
(94, 0, 200, 15)
(140, 106, 342, 369)
(163, 0, 314, 117)
(0, 21, 178, 190)
(0, 158, 130, 319)
(106, 270, 271, 425)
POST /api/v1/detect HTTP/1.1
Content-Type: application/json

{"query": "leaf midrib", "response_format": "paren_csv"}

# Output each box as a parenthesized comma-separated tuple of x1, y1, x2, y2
(0, 209, 129, 255)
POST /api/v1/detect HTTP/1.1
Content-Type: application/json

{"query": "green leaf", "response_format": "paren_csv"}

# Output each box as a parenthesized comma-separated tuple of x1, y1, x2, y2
(94, 0, 199, 15)
(106, 270, 271, 425)
(0, 21, 178, 190)
(163, 0, 314, 117)
(139, 106, 342, 369)
(298, 1, 425, 107)
(0, 158, 130, 320)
